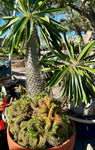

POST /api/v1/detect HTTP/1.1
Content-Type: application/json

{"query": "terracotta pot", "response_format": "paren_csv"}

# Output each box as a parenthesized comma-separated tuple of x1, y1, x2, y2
(7, 121, 75, 150)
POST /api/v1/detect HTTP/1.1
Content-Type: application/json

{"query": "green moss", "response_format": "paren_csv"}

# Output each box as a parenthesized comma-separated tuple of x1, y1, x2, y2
(5, 94, 74, 149)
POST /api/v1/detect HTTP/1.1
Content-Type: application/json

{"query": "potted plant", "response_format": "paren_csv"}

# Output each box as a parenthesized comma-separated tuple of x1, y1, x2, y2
(0, 0, 75, 148)
(42, 34, 95, 136)
(5, 92, 75, 150)
(0, 86, 12, 111)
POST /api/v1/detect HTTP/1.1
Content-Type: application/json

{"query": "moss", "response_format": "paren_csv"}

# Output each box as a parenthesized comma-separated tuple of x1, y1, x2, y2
(5, 94, 73, 149)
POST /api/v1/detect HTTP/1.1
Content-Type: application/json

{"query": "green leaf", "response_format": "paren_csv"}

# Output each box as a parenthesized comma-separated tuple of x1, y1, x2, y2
(59, 74, 69, 98)
(50, 19, 68, 31)
(42, 67, 58, 72)
(36, 20, 51, 48)
(40, 51, 53, 61)
(84, 53, 95, 61)
(63, 33, 72, 59)
(26, 18, 33, 42)
(78, 75, 87, 105)
(27, 0, 31, 13)
(0, 27, 9, 37)
(37, 20, 69, 62)
(74, 68, 84, 76)
(6, 17, 21, 28)
(70, 41, 74, 59)
(2, 16, 17, 20)
(87, 80, 95, 97)
(17, 0, 27, 15)
(77, 40, 95, 62)
(84, 71, 95, 86)
(42, 60, 64, 66)
(41, 7, 65, 13)
(32, 0, 47, 12)
(42, 26, 50, 37)
(46, 67, 69, 88)
(76, 75, 83, 101)
(68, 76, 73, 102)
(74, 75, 79, 106)
(79, 66, 95, 74)
(0, 22, 10, 32)
(15, 22, 26, 48)
(82, 61, 95, 65)
(15, 29, 24, 48)
(13, 17, 26, 34)
(39, 15, 50, 23)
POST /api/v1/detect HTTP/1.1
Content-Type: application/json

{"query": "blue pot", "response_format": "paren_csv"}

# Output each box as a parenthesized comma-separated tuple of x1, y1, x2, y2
(69, 116, 95, 137)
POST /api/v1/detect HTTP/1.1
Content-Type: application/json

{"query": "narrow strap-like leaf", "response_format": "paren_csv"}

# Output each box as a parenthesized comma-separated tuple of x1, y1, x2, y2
(76, 75, 83, 101)
(27, 0, 31, 13)
(82, 77, 90, 103)
(82, 61, 95, 65)
(77, 40, 95, 62)
(26, 18, 33, 42)
(40, 7, 65, 13)
(17, 0, 27, 16)
(84, 53, 95, 61)
(59, 73, 69, 98)
(42, 60, 65, 66)
(86, 80, 95, 97)
(46, 67, 69, 88)
(73, 74, 79, 106)
(2, 16, 17, 20)
(79, 66, 95, 74)
(32, 0, 47, 13)
(37, 20, 67, 60)
(68, 76, 73, 102)
(6, 17, 21, 28)
(42, 67, 59, 72)
(13, 17, 26, 34)
(63, 33, 72, 59)
(78, 75, 87, 105)
(84, 71, 95, 87)
(15, 22, 25, 48)
(70, 41, 74, 59)
(50, 18, 68, 31)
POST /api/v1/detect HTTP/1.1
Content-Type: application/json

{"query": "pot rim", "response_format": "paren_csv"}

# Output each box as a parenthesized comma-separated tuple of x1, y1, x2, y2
(7, 122, 75, 150)
(69, 115, 95, 124)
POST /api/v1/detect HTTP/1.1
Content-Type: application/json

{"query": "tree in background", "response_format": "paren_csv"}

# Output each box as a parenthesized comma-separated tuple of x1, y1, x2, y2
(48, 0, 95, 42)
(60, 9, 92, 39)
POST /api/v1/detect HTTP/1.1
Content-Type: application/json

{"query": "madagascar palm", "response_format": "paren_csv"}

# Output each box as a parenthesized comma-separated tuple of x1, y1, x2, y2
(42, 33, 95, 106)
(0, 0, 67, 97)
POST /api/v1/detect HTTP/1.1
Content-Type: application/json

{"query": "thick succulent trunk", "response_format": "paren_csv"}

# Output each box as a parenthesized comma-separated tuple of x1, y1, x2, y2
(25, 24, 45, 97)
